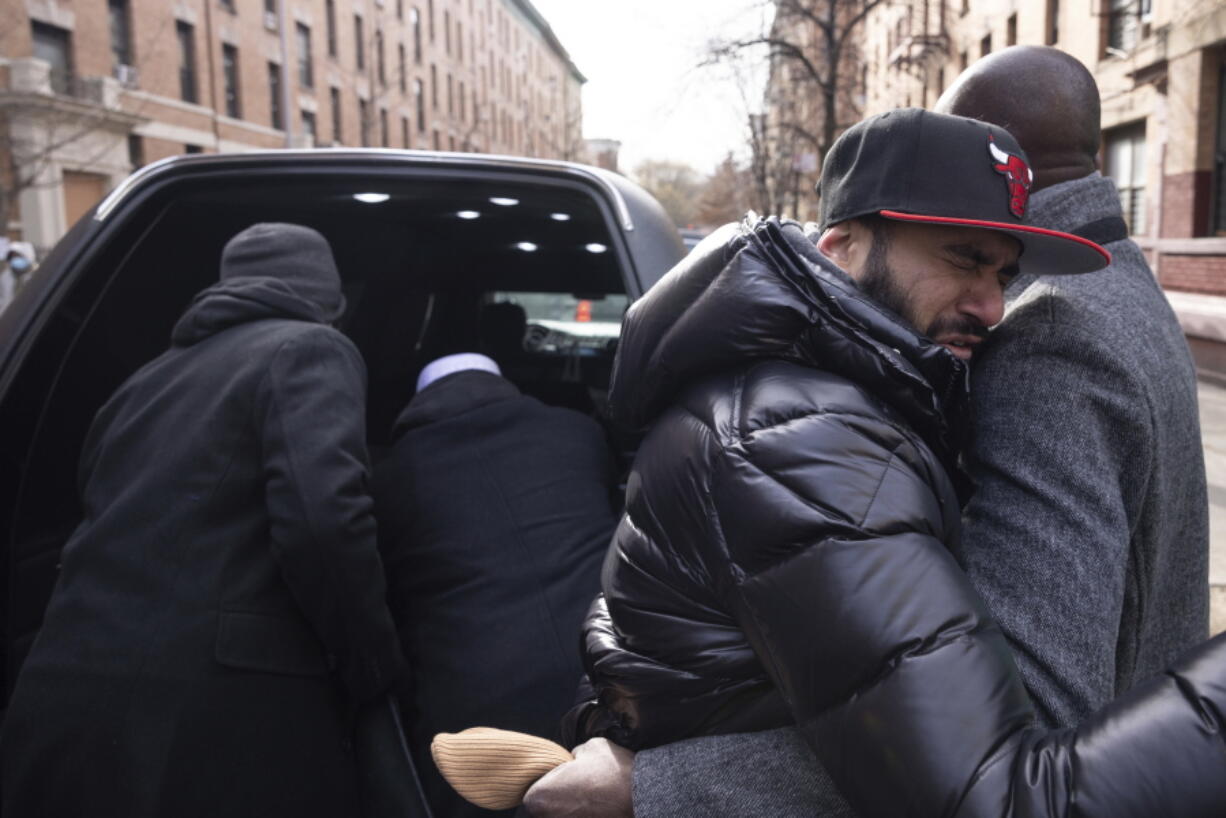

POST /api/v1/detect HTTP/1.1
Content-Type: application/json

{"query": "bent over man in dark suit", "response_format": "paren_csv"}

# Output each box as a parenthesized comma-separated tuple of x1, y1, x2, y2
(373, 342, 618, 818)
(0, 223, 406, 818)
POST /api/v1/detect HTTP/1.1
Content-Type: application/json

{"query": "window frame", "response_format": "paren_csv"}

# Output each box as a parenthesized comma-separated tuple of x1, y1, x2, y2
(296, 23, 314, 89)
(268, 61, 284, 130)
(176, 21, 198, 104)
(108, 0, 133, 71)
(1103, 120, 1148, 235)
(222, 43, 241, 119)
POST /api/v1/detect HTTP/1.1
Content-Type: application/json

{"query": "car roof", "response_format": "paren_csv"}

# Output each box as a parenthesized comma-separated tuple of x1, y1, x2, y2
(95, 149, 685, 294)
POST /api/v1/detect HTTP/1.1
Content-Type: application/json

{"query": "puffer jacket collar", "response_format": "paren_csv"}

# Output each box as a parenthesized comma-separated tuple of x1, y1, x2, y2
(609, 215, 970, 477)
(170, 276, 331, 346)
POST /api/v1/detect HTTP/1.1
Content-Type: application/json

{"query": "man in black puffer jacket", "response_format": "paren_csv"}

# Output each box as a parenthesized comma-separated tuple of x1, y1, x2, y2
(525, 110, 1226, 817)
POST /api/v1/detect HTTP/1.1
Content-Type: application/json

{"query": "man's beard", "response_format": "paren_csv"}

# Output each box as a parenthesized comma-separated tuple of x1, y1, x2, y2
(859, 236, 988, 346)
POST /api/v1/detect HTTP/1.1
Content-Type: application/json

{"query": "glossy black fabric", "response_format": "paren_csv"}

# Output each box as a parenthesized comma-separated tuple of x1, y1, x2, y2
(0, 226, 405, 818)
(373, 370, 617, 818)
(577, 216, 1226, 815)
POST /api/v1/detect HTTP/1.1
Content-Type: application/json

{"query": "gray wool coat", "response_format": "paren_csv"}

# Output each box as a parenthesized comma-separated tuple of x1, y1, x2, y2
(630, 174, 1210, 817)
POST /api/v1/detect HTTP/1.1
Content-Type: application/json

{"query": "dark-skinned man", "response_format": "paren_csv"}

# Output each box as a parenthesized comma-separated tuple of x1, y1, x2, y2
(523, 48, 1212, 818)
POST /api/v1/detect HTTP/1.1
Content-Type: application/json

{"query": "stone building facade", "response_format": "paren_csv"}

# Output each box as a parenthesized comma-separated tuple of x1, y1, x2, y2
(764, 0, 1225, 297)
(0, 0, 585, 254)
(861, 0, 1226, 297)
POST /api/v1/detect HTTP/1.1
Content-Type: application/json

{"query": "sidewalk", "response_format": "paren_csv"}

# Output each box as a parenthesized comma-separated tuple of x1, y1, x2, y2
(1197, 380, 1226, 636)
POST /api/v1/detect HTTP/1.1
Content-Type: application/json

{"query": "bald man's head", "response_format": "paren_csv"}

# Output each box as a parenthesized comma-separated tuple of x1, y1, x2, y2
(935, 46, 1099, 191)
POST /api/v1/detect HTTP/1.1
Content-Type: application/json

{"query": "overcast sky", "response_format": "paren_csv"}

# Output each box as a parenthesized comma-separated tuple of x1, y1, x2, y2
(528, 0, 771, 177)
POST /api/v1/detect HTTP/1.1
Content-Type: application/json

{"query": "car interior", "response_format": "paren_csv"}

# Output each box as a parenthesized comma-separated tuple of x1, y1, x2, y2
(0, 170, 639, 702)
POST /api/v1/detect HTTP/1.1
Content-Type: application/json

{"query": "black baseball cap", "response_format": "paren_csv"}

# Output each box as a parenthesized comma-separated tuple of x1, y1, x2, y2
(817, 108, 1110, 275)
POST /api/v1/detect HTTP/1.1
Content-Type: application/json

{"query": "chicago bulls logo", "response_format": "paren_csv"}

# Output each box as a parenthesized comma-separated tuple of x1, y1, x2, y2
(988, 135, 1033, 218)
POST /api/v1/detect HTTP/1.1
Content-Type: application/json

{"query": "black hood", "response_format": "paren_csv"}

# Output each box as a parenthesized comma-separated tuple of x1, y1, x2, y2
(608, 215, 970, 467)
(171, 223, 345, 346)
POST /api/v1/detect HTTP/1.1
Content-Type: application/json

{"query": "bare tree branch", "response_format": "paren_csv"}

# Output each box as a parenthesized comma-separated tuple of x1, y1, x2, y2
(701, 0, 888, 219)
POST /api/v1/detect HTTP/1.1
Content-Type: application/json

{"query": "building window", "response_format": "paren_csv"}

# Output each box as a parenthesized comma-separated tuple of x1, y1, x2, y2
(359, 99, 371, 146)
(980, 33, 992, 57)
(326, 0, 338, 57)
(296, 23, 313, 88)
(264, 0, 277, 14)
(402, 115, 409, 147)
(447, 73, 453, 115)
(331, 87, 342, 143)
(302, 110, 317, 144)
(415, 79, 426, 132)
(380, 108, 389, 146)
(1106, 0, 1139, 53)
(1046, 0, 1060, 44)
(355, 15, 365, 70)
(31, 22, 73, 95)
(109, 0, 133, 70)
(431, 64, 438, 109)
(268, 62, 283, 129)
(376, 29, 386, 85)
(399, 44, 407, 92)
(176, 22, 198, 103)
(429, 0, 435, 41)
(411, 8, 422, 64)
(459, 80, 466, 121)
(1213, 64, 1226, 235)
(397, 0, 404, 20)
(127, 134, 144, 169)
(1006, 14, 1017, 46)
(457, 21, 464, 62)
(222, 43, 241, 118)
(445, 10, 451, 54)
(219, 0, 235, 13)
(185, 143, 204, 154)
(1104, 121, 1147, 234)
(433, 128, 440, 150)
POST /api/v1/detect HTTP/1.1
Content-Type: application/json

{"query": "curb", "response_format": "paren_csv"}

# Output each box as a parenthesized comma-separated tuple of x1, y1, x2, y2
(1212, 584, 1226, 637)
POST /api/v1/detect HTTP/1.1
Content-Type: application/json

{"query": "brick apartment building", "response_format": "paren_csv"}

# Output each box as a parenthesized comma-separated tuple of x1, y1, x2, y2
(765, 0, 1226, 367)
(0, 0, 585, 255)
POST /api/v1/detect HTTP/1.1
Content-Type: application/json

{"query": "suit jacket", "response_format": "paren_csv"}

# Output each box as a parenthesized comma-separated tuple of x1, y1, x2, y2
(373, 370, 617, 818)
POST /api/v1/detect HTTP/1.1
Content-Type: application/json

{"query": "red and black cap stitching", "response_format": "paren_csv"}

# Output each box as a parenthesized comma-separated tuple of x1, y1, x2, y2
(816, 108, 1110, 276)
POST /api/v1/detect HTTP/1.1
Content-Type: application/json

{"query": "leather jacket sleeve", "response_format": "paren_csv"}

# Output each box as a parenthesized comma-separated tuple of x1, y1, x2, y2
(723, 411, 1226, 817)
(258, 327, 407, 703)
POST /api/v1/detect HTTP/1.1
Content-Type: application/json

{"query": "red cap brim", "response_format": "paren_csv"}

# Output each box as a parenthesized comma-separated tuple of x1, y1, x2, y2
(879, 210, 1111, 275)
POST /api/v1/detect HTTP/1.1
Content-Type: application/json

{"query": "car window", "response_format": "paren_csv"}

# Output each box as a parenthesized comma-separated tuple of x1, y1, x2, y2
(490, 290, 627, 348)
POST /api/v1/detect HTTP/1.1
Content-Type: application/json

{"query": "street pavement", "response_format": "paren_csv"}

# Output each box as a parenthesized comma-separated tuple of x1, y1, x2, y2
(1198, 380, 1226, 636)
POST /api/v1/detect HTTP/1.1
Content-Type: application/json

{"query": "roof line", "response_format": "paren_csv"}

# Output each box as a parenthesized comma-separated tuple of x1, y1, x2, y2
(93, 148, 633, 230)
(508, 0, 587, 84)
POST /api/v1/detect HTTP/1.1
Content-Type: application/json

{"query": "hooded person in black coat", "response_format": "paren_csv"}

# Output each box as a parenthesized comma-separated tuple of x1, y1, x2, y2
(0, 223, 406, 818)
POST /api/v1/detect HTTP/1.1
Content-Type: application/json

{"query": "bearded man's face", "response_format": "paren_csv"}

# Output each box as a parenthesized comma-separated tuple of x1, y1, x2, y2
(855, 220, 1020, 361)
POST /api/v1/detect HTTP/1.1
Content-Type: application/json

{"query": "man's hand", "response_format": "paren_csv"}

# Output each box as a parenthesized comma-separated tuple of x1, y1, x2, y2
(522, 738, 635, 818)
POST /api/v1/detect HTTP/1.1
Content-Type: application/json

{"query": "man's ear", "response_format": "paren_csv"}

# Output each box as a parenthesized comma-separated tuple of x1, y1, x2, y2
(816, 222, 855, 269)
